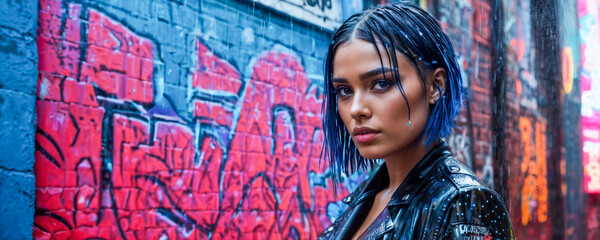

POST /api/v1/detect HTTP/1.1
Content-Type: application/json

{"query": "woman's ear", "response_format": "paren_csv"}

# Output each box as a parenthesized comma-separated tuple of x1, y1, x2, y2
(428, 67, 446, 105)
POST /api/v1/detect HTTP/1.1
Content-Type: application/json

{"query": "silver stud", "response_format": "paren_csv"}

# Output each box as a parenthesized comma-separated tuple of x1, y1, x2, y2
(402, 194, 410, 201)
(450, 166, 460, 172)
(327, 226, 334, 232)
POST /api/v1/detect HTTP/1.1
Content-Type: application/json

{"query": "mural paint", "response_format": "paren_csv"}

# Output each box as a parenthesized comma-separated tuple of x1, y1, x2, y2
(33, 1, 348, 239)
(446, 131, 472, 169)
(579, 0, 600, 194)
(584, 141, 600, 192)
(579, 1, 600, 237)
(518, 117, 548, 226)
(502, 0, 553, 238)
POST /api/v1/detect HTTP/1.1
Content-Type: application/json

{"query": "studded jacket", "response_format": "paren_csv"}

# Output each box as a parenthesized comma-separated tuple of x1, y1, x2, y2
(318, 143, 514, 240)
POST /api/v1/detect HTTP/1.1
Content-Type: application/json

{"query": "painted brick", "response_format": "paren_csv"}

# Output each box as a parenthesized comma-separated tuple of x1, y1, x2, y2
(127, 0, 151, 19)
(265, 19, 293, 46)
(295, 32, 316, 55)
(164, 84, 189, 114)
(202, 0, 236, 23)
(152, 0, 171, 22)
(171, 1, 193, 28)
(164, 60, 181, 86)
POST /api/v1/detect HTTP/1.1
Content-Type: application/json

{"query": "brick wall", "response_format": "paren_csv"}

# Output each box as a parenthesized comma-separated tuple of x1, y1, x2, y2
(0, 0, 38, 239)
(33, 0, 346, 239)
(436, 0, 495, 187)
(434, 0, 577, 238)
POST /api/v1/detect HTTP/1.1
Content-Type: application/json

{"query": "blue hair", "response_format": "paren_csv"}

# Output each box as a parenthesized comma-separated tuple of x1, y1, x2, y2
(322, 2, 463, 181)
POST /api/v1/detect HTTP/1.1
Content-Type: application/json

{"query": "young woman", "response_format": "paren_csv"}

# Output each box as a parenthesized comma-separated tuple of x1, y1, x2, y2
(319, 2, 514, 239)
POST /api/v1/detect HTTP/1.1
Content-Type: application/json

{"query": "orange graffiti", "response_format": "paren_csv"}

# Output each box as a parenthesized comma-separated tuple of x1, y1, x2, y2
(519, 117, 548, 225)
(562, 47, 574, 94)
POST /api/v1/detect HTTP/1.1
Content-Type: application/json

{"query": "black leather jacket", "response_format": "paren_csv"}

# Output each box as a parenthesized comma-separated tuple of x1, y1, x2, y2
(318, 143, 514, 240)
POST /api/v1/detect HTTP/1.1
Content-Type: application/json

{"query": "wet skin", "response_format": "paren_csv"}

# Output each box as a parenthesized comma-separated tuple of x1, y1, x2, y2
(331, 38, 445, 239)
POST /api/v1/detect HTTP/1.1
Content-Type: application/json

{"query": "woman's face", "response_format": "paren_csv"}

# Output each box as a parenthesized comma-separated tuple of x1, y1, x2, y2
(332, 39, 438, 160)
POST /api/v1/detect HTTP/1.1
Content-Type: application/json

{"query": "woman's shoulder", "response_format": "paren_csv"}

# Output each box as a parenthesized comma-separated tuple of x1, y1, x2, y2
(436, 186, 514, 239)
(414, 155, 491, 202)
(434, 156, 492, 193)
(419, 157, 515, 239)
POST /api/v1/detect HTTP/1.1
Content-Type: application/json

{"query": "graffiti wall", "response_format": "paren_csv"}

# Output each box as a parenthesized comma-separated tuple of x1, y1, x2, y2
(501, 0, 554, 238)
(33, 0, 350, 239)
(502, 0, 535, 234)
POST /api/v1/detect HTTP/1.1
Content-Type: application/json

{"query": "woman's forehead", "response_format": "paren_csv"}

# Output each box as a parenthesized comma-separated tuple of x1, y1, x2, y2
(333, 39, 415, 76)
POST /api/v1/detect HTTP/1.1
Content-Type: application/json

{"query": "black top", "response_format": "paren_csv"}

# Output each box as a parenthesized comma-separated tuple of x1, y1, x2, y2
(318, 142, 514, 240)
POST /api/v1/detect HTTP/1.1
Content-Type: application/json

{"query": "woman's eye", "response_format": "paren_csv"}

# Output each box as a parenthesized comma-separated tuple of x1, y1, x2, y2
(335, 87, 352, 98)
(372, 80, 392, 91)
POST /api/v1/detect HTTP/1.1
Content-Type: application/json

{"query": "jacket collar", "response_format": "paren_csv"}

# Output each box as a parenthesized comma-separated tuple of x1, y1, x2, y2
(346, 142, 452, 208)
(388, 142, 452, 206)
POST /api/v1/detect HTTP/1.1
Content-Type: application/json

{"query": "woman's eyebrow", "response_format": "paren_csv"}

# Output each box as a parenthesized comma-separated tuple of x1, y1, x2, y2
(359, 67, 393, 80)
(332, 67, 393, 83)
(331, 78, 348, 83)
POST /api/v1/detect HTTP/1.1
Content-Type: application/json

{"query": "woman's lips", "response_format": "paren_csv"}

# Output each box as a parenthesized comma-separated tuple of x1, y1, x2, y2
(353, 127, 380, 143)
(355, 132, 379, 143)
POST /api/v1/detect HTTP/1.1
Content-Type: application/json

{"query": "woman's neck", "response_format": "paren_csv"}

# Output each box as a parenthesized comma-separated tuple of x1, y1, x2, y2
(383, 141, 431, 190)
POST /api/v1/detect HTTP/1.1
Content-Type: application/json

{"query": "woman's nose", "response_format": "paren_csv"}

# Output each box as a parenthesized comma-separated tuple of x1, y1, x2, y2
(350, 93, 372, 120)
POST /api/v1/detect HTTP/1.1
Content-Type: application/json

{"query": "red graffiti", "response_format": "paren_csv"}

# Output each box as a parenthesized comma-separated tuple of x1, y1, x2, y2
(210, 47, 340, 239)
(34, 1, 344, 239)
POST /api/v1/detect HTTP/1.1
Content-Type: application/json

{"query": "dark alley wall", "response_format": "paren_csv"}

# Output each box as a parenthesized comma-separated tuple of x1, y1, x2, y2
(0, 0, 38, 239)
(560, 1, 584, 239)
(380, 0, 585, 239)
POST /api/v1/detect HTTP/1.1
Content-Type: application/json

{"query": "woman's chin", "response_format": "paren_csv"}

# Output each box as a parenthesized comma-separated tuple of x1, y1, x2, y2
(357, 149, 386, 160)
